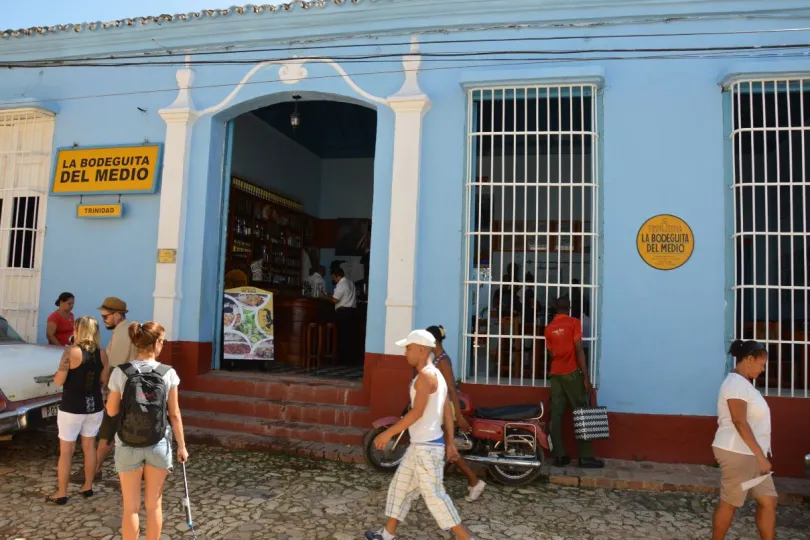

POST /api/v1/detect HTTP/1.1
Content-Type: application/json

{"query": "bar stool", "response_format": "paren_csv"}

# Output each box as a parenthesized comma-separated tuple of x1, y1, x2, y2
(322, 323, 339, 366)
(305, 323, 324, 370)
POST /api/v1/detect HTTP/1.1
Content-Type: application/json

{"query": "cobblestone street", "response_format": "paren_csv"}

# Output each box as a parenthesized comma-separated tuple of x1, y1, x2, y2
(1, 429, 808, 540)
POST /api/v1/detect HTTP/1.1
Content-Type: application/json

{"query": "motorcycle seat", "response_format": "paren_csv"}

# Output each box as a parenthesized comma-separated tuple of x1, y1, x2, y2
(475, 404, 541, 420)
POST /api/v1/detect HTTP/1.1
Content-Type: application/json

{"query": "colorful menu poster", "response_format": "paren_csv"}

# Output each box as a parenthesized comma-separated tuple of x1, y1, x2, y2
(223, 287, 274, 361)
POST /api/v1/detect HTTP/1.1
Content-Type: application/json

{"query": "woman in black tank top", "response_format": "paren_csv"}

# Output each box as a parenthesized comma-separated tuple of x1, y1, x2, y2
(60, 347, 104, 414)
(47, 316, 109, 505)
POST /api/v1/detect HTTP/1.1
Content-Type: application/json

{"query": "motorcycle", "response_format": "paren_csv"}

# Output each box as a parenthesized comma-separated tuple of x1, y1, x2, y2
(363, 391, 550, 486)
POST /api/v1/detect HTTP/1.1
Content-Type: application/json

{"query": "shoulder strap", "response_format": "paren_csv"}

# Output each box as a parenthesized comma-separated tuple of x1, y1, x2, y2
(154, 364, 171, 377)
(120, 362, 138, 378)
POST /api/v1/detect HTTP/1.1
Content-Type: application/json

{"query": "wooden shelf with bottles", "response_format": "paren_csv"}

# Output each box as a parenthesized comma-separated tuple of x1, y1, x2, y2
(225, 177, 312, 292)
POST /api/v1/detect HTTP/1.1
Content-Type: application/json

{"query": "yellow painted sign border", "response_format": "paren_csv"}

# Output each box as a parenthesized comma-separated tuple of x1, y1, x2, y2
(51, 143, 163, 196)
(76, 204, 123, 218)
(636, 214, 695, 271)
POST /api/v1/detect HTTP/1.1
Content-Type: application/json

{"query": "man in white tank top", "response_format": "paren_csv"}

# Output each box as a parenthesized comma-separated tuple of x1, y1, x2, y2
(364, 330, 474, 540)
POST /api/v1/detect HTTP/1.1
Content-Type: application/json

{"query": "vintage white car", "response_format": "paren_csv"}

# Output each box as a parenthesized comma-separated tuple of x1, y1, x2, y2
(0, 315, 63, 438)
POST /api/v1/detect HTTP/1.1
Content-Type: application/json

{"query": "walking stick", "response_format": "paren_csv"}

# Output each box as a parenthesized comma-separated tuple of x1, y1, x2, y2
(181, 461, 198, 539)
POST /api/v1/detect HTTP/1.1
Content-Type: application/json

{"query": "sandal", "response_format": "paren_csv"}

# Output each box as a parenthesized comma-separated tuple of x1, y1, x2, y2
(45, 496, 68, 505)
(79, 489, 94, 498)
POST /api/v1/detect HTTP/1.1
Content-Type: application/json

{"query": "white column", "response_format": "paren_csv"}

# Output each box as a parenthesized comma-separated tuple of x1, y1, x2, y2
(153, 65, 198, 340)
(383, 41, 431, 355)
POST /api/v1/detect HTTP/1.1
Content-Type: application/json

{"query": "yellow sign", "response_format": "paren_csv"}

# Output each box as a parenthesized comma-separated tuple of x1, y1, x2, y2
(77, 204, 123, 218)
(157, 249, 177, 264)
(52, 144, 162, 195)
(637, 214, 694, 271)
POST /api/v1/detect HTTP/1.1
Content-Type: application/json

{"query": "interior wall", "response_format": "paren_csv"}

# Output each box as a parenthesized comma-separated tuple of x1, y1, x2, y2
(319, 158, 374, 287)
(230, 113, 322, 215)
(319, 158, 374, 219)
(230, 112, 375, 290)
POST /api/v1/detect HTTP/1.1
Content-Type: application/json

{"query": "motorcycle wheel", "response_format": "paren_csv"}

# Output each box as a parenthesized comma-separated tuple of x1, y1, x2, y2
(486, 447, 545, 486)
(362, 426, 410, 473)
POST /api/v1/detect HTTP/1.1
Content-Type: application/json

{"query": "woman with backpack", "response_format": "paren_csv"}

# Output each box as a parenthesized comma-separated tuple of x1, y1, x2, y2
(105, 321, 188, 540)
(48, 316, 109, 505)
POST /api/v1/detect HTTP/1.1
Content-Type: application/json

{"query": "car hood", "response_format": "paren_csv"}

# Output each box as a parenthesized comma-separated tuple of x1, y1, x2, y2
(0, 343, 63, 403)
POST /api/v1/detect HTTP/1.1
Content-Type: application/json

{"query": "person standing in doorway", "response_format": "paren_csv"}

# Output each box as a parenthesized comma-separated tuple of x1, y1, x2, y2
(46, 292, 75, 346)
(426, 324, 486, 502)
(322, 266, 358, 365)
(73, 297, 138, 483)
(365, 330, 474, 540)
(711, 340, 776, 540)
(544, 296, 604, 469)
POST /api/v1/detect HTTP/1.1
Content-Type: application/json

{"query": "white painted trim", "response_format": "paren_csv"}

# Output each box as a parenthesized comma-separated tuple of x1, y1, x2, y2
(152, 63, 198, 341)
(199, 56, 387, 117)
(460, 65, 606, 89)
(383, 38, 431, 355)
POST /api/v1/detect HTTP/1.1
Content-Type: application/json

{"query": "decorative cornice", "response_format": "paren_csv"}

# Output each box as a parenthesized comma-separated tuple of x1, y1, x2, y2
(1, 1, 374, 41)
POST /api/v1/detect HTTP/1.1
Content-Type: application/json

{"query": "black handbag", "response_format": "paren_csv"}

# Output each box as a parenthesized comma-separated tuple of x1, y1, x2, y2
(573, 393, 610, 441)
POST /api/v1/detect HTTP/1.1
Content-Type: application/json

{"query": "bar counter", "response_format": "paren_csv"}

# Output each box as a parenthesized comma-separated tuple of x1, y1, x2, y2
(273, 295, 336, 366)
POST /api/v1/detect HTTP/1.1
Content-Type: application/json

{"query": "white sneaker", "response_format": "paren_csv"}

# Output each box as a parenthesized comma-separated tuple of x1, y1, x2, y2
(465, 479, 486, 502)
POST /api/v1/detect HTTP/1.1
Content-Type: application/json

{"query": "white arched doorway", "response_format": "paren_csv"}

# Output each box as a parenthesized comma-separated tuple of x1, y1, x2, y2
(213, 92, 379, 374)
(151, 46, 431, 380)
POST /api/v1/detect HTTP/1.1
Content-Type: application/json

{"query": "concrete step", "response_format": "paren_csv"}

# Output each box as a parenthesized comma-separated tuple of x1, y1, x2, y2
(183, 410, 367, 447)
(184, 426, 365, 464)
(193, 372, 365, 406)
(180, 390, 372, 429)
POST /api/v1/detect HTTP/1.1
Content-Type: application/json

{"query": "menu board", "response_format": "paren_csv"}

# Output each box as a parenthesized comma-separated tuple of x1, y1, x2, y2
(223, 287, 274, 361)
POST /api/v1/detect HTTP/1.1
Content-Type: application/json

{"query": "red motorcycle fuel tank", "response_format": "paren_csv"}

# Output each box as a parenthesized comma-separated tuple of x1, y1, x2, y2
(471, 418, 505, 440)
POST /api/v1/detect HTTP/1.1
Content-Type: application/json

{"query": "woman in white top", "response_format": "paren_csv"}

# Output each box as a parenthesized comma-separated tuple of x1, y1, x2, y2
(711, 340, 777, 540)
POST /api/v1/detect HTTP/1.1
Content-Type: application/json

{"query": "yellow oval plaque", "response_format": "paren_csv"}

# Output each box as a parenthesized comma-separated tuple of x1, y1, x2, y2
(637, 214, 694, 271)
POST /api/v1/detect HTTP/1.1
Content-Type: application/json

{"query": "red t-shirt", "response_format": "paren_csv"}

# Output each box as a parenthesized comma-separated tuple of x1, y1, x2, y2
(47, 311, 74, 346)
(544, 314, 582, 375)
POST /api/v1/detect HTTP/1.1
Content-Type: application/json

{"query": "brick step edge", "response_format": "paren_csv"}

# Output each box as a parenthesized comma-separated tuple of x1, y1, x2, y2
(193, 374, 366, 406)
(185, 426, 365, 464)
(183, 410, 366, 446)
(547, 470, 808, 505)
(180, 390, 372, 428)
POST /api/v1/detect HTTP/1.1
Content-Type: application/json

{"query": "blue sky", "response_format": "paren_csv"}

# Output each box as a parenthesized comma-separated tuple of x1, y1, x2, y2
(1, 1, 228, 29)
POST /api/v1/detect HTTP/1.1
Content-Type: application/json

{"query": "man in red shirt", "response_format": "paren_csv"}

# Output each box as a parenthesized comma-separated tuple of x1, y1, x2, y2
(544, 296, 604, 469)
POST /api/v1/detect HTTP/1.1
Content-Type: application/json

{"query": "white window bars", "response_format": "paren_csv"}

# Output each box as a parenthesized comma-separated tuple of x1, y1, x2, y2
(0, 108, 54, 342)
(462, 85, 601, 387)
(730, 79, 809, 397)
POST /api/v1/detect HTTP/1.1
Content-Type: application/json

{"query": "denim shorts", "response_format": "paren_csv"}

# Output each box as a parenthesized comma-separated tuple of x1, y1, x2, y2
(114, 437, 173, 473)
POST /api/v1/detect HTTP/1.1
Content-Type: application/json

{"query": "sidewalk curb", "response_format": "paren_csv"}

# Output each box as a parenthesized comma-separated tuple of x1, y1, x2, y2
(547, 472, 809, 506)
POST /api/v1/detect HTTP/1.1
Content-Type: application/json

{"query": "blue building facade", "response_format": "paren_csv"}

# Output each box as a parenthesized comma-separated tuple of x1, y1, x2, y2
(1, 0, 808, 473)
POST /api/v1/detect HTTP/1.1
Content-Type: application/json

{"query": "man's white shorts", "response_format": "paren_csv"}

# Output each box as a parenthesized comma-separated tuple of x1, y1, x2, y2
(57, 410, 104, 441)
(385, 443, 461, 530)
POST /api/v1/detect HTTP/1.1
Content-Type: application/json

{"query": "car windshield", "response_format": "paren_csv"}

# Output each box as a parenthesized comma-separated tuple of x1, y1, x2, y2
(0, 317, 25, 343)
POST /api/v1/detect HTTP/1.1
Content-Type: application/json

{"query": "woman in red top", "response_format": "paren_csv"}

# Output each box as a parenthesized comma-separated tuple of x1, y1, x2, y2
(46, 292, 75, 346)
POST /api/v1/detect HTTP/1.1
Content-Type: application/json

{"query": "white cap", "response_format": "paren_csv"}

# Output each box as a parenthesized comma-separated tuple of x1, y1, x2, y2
(395, 329, 436, 348)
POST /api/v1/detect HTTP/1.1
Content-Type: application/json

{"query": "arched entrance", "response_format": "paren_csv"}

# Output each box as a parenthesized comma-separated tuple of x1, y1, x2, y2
(152, 49, 430, 396)
(215, 93, 379, 379)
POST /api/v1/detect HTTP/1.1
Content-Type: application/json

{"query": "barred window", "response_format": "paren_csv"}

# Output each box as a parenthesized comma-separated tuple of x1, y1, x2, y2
(0, 109, 53, 342)
(462, 85, 601, 386)
(729, 79, 810, 397)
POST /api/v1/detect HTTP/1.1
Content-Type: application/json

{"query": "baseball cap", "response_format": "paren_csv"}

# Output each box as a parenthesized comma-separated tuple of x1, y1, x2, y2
(395, 329, 436, 348)
(98, 297, 128, 314)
